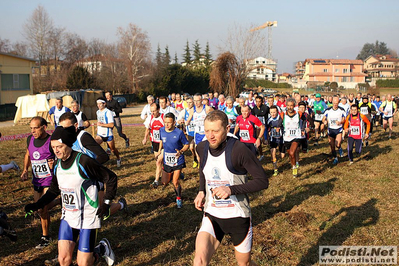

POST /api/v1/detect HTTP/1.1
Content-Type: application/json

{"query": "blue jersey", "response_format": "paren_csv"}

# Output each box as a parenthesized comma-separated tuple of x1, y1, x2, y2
(183, 108, 195, 137)
(160, 127, 189, 167)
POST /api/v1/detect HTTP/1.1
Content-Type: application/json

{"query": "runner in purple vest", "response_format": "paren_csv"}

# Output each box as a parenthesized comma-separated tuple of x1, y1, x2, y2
(208, 92, 219, 110)
(21, 116, 55, 249)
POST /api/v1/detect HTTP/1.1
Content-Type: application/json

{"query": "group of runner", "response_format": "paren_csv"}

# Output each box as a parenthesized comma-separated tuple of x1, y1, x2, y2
(1, 88, 397, 266)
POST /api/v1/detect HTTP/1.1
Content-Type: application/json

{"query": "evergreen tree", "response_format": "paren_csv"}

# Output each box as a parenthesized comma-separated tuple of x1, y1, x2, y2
(204, 41, 212, 66)
(164, 45, 170, 66)
(183, 40, 191, 65)
(193, 40, 201, 63)
(174, 52, 179, 64)
(156, 44, 163, 68)
(356, 40, 391, 61)
(66, 66, 94, 90)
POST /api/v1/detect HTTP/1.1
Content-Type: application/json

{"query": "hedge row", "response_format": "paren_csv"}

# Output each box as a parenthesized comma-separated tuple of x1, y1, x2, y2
(376, 79, 399, 87)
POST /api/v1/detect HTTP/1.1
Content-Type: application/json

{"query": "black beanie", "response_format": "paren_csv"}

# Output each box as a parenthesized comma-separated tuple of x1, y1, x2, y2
(50, 126, 77, 147)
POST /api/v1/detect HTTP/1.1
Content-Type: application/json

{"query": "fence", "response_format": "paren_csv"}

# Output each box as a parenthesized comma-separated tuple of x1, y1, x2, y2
(0, 104, 17, 121)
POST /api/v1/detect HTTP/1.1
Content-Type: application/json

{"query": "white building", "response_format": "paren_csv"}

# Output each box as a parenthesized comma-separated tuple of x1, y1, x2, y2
(246, 56, 277, 82)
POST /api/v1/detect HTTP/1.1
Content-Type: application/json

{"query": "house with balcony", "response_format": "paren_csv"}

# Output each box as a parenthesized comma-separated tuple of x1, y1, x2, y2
(0, 52, 35, 104)
(302, 59, 366, 89)
(246, 57, 277, 82)
(364, 54, 399, 81)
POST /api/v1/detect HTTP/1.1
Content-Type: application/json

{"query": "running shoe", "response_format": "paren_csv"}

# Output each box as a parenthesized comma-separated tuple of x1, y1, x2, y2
(338, 148, 344, 158)
(116, 159, 121, 168)
(99, 238, 115, 266)
(176, 198, 182, 209)
(106, 148, 111, 155)
(292, 167, 298, 178)
(273, 169, 278, 177)
(36, 236, 51, 249)
(314, 141, 319, 146)
(258, 155, 264, 162)
(11, 161, 20, 171)
(348, 161, 354, 165)
(125, 138, 130, 148)
(365, 140, 369, 147)
(192, 161, 198, 168)
(295, 162, 299, 168)
(333, 157, 338, 165)
(118, 197, 128, 212)
(151, 180, 159, 189)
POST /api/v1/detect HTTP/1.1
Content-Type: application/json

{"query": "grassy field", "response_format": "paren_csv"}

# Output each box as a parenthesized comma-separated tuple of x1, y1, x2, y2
(0, 108, 398, 266)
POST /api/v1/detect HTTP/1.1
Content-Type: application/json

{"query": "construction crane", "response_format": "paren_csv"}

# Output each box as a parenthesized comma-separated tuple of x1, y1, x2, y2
(250, 21, 277, 60)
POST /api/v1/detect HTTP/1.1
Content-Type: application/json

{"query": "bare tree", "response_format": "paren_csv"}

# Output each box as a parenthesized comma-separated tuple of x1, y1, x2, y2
(88, 38, 107, 57)
(210, 52, 243, 97)
(211, 23, 266, 95)
(0, 38, 11, 53)
(12, 41, 29, 57)
(64, 32, 88, 66)
(117, 23, 151, 93)
(23, 5, 53, 64)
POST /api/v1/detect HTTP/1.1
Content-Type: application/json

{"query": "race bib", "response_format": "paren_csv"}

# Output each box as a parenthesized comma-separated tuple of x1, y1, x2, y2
(61, 190, 77, 211)
(330, 119, 338, 125)
(350, 126, 360, 135)
(187, 123, 195, 132)
(31, 159, 51, 179)
(239, 130, 250, 141)
(270, 128, 281, 138)
(209, 187, 233, 208)
(153, 130, 160, 142)
(385, 105, 393, 116)
(360, 107, 368, 115)
(315, 113, 324, 121)
(288, 129, 299, 137)
(165, 152, 177, 167)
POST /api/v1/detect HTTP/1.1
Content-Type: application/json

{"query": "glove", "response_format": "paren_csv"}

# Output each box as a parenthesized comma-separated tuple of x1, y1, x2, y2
(25, 203, 39, 218)
(96, 203, 111, 220)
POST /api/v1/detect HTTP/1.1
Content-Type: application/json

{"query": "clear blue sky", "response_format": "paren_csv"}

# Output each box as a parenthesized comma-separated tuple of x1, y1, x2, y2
(1, 0, 398, 73)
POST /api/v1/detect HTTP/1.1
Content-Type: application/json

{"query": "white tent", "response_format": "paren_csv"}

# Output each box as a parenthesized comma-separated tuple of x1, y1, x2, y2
(14, 94, 50, 124)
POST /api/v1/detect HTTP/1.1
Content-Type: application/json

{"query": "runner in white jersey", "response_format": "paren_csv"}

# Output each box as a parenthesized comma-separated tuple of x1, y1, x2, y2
(322, 96, 346, 165)
(282, 98, 307, 178)
(379, 94, 397, 139)
(25, 126, 117, 266)
(48, 98, 71, 128)
(186, 94, 213, 162)
(95, 97, 121, 167)
(177, 96, 198, 168)
(159, 96, 179, 119)
(70, 100, 90, 130)
(193, 110, 268, 266)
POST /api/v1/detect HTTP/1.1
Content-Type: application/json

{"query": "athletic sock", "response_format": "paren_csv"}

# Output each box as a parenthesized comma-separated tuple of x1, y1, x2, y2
(272, 160, 277, 170)
(174, 185, 182, 198)
(194, 156, 198, 163)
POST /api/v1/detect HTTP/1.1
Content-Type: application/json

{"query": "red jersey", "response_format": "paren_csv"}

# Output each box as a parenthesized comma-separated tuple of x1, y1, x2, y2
(149, 114, 164, 143)
(236, 114, 263, 143)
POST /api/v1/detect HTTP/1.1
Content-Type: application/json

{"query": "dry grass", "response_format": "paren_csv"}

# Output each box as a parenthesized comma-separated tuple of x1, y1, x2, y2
(0, 107, 398, 266)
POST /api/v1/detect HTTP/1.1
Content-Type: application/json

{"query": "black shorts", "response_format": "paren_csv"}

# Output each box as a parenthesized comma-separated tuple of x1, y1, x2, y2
(383, 116, 393, 121)
(152, 142, 160, 153)
(187, 135, 194, 143)
(328, 128, 343, 138)
(33, 185, 49, 193)
(284, 139, 299, 150)
(203, 213, 251, 248)
(298, 138, 308, 152)
(270, 141, 286, 153)
(163, 163, 186, 173)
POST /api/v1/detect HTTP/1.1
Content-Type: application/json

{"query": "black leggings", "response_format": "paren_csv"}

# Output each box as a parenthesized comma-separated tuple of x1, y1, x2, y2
(347, 137, 362, 161)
